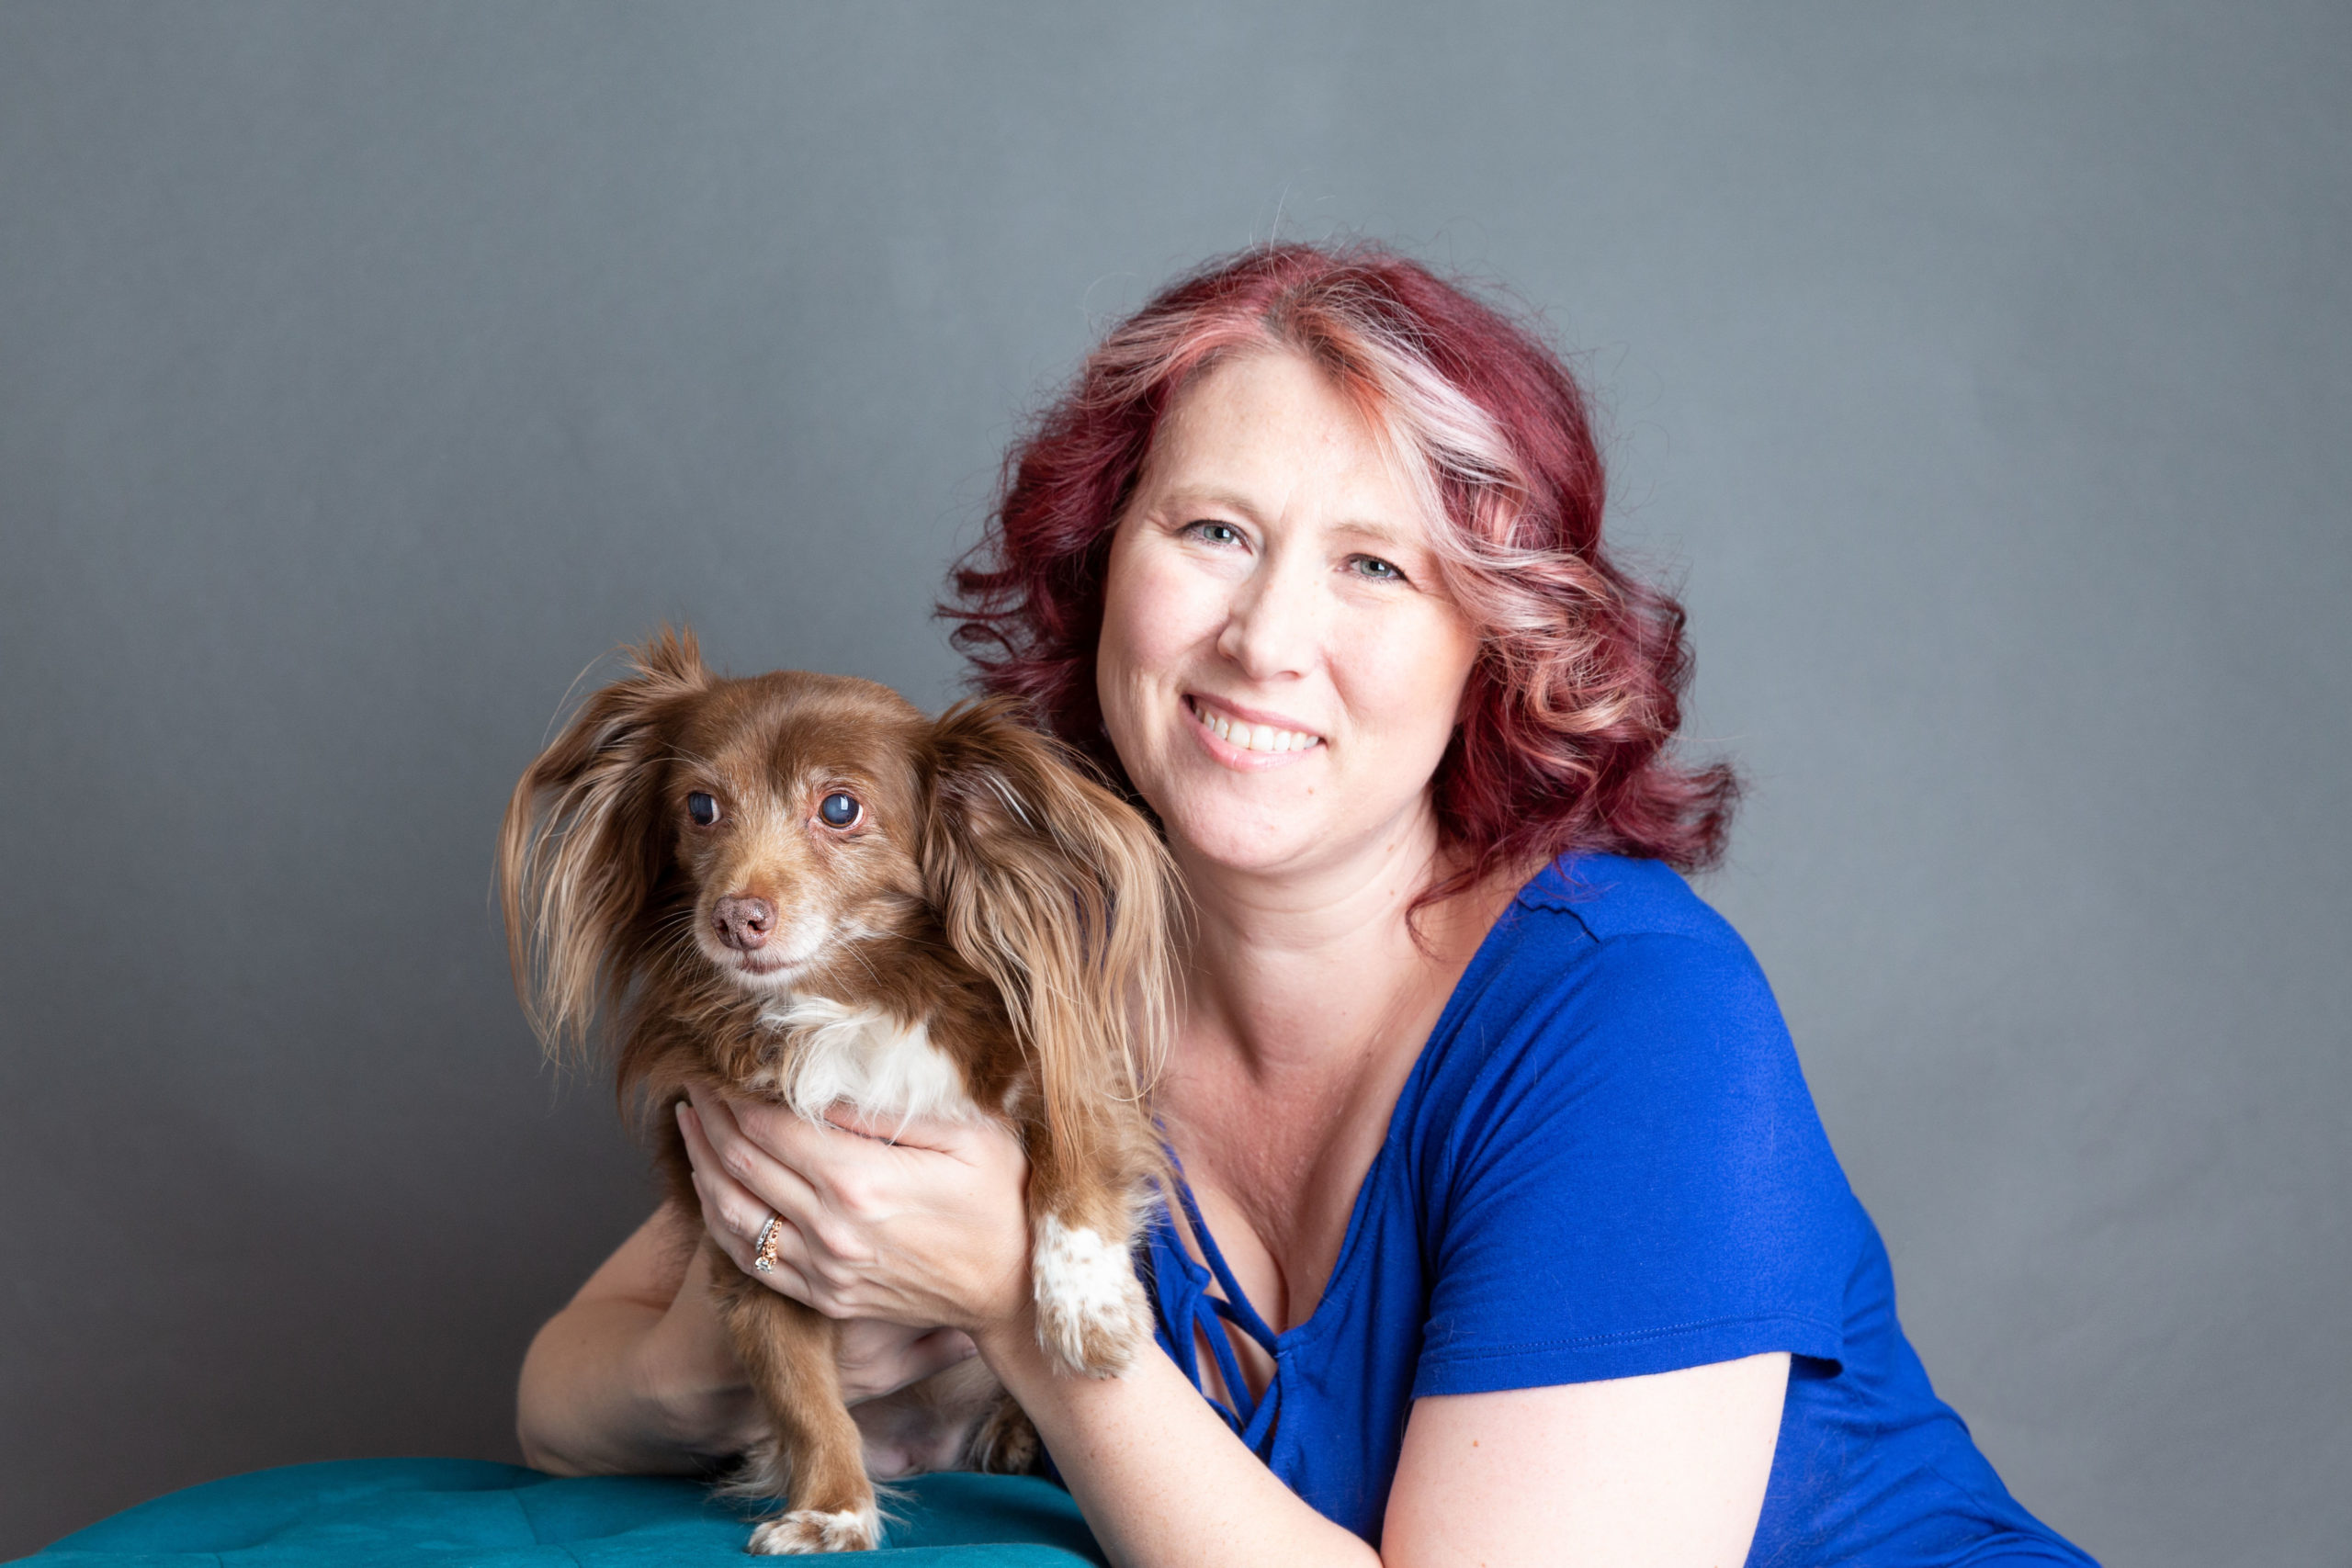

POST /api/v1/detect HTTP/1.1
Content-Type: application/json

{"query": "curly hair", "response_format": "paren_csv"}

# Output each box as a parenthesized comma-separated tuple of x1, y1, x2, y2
(944, 243, 1736, 903)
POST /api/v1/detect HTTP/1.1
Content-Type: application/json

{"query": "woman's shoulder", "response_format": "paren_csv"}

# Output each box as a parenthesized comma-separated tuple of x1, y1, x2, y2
(1402, 855, 1859, 1389)
(1452, 852, 1780, 1043)
(1509, 851, 1748, 950)
(1408, 852, 1844, 1226)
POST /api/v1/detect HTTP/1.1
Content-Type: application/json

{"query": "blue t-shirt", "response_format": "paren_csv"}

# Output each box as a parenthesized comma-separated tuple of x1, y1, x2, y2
(1137, 854, 2098, 1567)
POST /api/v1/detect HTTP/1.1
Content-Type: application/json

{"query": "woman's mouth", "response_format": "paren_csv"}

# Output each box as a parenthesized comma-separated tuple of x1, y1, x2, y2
(1184, 695, 1323, 761)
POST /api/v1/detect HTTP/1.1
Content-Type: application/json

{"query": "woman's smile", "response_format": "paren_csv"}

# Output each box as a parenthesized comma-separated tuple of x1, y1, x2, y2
(1182, 694, 1324, 769)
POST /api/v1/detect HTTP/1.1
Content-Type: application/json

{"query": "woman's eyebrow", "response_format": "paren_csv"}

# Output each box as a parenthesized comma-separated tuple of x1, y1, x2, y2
(1326, 518, 1423, 554)
(1153, 485, 1262, 520)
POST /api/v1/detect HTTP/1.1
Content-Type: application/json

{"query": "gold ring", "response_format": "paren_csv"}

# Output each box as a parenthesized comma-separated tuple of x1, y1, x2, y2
(752, 1214, 783, 1274)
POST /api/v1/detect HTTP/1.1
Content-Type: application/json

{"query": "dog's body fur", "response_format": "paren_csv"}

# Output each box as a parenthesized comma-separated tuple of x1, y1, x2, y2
(500, 631, 1173, 1553)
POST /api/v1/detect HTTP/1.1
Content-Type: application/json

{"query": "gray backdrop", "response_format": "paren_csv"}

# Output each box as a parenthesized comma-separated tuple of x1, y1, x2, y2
(3, 4, 2346, 1562)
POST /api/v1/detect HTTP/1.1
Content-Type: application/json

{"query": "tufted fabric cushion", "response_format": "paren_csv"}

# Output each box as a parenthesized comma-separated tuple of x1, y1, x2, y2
(14, 1460, 1104, 1566)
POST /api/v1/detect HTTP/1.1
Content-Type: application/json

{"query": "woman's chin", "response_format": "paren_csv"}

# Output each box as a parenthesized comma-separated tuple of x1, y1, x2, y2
(1150, 773, 1447, 889)
(1159, 806, 1335, 881)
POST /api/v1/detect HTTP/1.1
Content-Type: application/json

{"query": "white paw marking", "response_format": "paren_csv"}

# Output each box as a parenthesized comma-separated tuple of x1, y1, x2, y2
(754, 993, 977, 1125)
(1032, 1214, 1148, 1374)
(747, 1506, 878, 1555)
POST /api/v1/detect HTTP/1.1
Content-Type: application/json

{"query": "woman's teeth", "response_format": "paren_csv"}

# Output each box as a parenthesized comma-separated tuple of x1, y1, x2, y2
(1193, 701, 1320, 754)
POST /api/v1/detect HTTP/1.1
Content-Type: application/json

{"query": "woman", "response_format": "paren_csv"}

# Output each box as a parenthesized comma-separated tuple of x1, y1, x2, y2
(518, 244, 2097, 1567)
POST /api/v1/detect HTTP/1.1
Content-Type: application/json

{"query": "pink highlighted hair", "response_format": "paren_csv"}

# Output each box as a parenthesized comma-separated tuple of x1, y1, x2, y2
(944, 243, 1736, 902)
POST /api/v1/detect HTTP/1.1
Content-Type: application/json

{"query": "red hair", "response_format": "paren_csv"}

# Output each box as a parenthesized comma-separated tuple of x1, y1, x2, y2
(944, 243, 1736, 900)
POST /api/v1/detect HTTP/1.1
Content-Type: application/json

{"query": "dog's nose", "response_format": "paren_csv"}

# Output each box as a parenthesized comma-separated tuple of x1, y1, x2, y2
(711, 896, 776, 951)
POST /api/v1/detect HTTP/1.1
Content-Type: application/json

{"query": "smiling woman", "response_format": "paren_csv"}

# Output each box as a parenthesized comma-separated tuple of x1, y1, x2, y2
(1094, 349, 1482, 879)
(516, 244, 2100, 1568)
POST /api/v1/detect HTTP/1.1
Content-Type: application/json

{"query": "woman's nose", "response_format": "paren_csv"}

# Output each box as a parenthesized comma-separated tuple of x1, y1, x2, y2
(1216, 563, 1317, 680)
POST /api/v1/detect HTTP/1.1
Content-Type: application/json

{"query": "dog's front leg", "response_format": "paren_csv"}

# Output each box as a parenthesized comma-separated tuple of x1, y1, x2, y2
(1024, 1137, 1154, 1378)
(709, 1243, 879, 1554)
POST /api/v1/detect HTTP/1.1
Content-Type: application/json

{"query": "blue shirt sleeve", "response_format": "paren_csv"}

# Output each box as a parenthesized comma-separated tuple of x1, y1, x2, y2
(1411, 925, 1854, 1398)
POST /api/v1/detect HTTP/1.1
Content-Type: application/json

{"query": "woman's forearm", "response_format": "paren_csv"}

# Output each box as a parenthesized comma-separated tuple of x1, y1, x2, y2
(515, 1209, 766, 1476)
(981, 1316, 1381, 1568)
(517, 1295, 715, 1475)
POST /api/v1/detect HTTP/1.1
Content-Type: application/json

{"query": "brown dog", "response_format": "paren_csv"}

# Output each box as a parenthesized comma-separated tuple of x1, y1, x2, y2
(499, 629, 1172, 1553)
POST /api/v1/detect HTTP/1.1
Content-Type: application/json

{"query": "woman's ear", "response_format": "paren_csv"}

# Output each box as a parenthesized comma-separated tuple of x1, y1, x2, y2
(497, 626, 710, 1056)
(922, 699, 1178, 1144)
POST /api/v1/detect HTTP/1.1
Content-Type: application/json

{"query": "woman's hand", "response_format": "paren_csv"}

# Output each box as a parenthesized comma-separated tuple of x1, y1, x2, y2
(674, 1089, 1036, 1353)
(514, 1191, 1002, 1483)
(829, 1319, 983, 1406)
(515, 1204, 770, 1475)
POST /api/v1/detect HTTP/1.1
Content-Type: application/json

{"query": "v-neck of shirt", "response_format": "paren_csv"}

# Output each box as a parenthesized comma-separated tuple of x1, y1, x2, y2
(1159, 886, 1533, 1375)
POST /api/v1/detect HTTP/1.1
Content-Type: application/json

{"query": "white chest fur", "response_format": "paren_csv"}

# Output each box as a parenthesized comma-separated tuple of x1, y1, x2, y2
(755, 993, 978, 1123)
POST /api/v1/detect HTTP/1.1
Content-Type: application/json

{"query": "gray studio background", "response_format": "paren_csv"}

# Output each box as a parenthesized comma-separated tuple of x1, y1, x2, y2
(4, 4, 2346, 1562)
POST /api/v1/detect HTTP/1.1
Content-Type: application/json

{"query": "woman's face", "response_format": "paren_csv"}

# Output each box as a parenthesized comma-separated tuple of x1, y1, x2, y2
(1096, 349, 1481, 882)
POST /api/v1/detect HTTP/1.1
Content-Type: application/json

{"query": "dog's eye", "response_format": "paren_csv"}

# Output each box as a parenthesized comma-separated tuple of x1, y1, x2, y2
(686, 792, 720, 827)
(818, 792, 861, 829)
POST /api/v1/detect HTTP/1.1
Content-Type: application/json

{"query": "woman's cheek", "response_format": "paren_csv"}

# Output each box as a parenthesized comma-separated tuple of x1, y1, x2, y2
(1095, 581, 1157, 749)
(1351, 615, 1473, 755)
(1099, 544, 1215, 754)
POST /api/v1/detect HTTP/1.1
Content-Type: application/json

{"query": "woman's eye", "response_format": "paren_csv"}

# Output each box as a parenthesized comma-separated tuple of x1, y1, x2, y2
(818, 792, 861, 829)
(686, 792, 720, 827)
(1189, 520, 1243, 547)
(1351, 554, 1404, 581)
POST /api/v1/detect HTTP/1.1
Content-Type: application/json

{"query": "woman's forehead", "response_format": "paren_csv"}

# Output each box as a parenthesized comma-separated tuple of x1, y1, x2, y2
(1142, 351, 1440, 546)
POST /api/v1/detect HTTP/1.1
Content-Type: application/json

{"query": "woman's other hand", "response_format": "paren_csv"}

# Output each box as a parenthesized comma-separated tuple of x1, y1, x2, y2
(831, 1319, 981, 1405)
(515, 1204, 769, 1475)
(674, 1088, 1035, 1351)
(515, 1202, 1000, 1479)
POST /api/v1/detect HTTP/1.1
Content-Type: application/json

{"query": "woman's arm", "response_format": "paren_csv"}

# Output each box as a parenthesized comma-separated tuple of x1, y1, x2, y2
(986, 1319, 1783, 1568)
(679, 1089, 1788, 1567)
(515, 1201, 982, 1476)
(982, 1307, 1384, 1568)
(515, 1203, 765, 1475)
(1385, 1359, 1786, 1567)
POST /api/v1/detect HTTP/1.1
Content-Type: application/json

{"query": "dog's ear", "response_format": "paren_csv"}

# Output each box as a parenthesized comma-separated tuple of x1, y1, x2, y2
(923, 699, 1178, 1146)
(498, 626, 711, 1056)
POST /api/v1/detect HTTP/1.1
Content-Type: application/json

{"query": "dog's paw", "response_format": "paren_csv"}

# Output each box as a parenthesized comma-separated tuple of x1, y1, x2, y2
(966, 1393, 1044, 1475)
(1032, 1213, 1151, 1376)
(746, 1507, 879, 1555)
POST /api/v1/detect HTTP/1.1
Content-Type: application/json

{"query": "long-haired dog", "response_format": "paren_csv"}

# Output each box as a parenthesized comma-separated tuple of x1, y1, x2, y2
(498, 629, 1172, 1553)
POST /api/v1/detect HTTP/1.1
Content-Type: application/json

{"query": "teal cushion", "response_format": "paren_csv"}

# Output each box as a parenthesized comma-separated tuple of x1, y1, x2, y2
(15, 1460, 1105, 1565)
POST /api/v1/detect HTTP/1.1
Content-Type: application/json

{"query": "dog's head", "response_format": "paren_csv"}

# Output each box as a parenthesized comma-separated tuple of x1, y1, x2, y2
(499, 629, 1172, 1107)
(645, 652, 935, 997)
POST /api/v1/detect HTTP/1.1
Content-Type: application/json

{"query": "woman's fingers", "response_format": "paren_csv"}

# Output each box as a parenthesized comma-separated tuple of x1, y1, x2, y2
(733, 1097, 908, 1222)
(819, 1104, 972, 1156)
(675, 1100, 824, 1305)
(678, 1094, 916, 1322)
(676, 1095, 895, 1319)
(675, 1084, 1034, 1332)
(675, 1102, 766, 1252)
(683, 1088, 831, 1234)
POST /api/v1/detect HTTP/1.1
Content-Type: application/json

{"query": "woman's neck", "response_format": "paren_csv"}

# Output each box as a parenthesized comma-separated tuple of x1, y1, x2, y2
(1156, 802, 1512, 1333)
(1169, 802, 1490, 1087)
